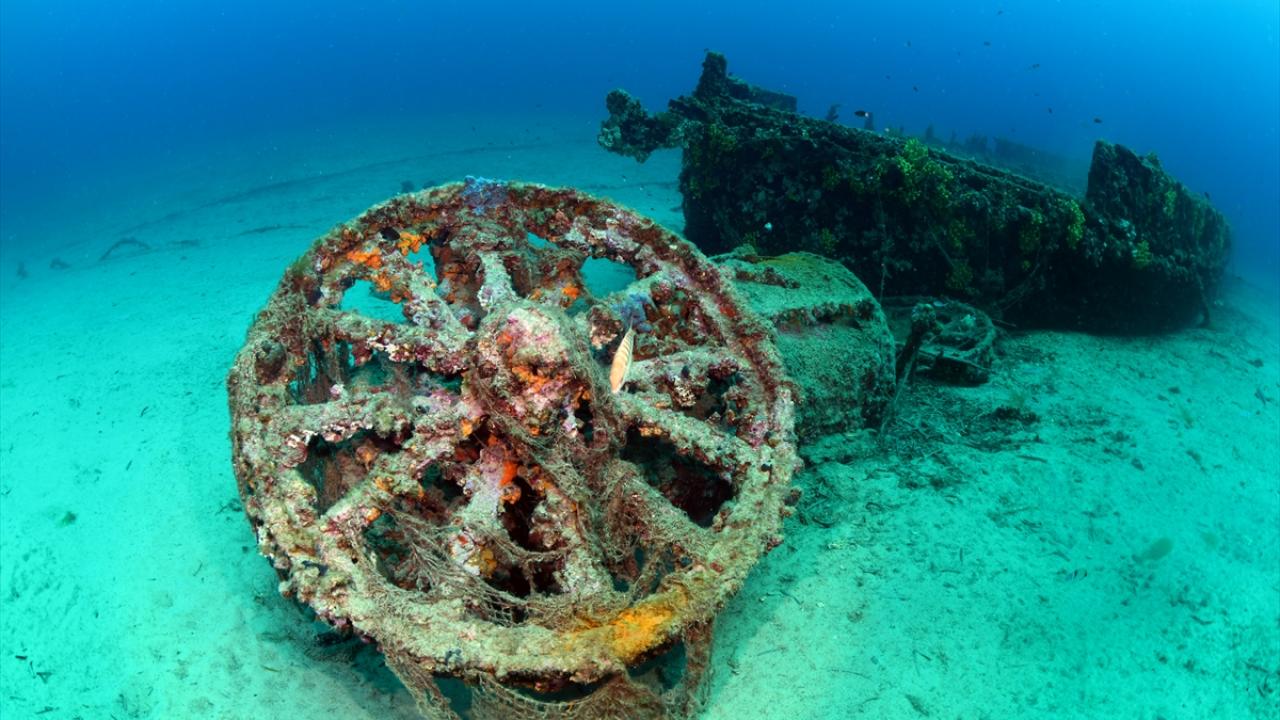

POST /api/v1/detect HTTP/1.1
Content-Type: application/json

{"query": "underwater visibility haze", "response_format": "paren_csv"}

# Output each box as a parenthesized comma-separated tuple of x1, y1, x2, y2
(0, 1, 1277, 718)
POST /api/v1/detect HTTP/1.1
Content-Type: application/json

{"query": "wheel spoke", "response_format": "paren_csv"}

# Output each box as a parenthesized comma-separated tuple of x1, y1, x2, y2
(608, 459, 712, 564)
(316, 308, 469, 373)
(613, 392, 756, 474)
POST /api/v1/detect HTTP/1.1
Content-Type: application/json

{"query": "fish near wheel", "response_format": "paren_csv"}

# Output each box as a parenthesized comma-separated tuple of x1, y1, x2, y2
(227, 178, 799, 719)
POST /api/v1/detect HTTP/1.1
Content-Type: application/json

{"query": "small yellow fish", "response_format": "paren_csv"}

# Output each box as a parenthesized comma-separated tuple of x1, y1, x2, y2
(609, 327, 635, 394)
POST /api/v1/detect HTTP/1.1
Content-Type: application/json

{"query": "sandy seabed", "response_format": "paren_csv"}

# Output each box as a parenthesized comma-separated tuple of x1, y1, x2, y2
(1, 115, 1276, 720)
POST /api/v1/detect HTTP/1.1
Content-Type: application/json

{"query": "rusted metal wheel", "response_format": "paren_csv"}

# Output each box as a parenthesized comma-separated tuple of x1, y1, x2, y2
(227, 179, 798, 718)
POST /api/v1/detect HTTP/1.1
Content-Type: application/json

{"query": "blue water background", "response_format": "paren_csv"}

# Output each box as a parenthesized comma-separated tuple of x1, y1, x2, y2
(2, 0, 1277, 280)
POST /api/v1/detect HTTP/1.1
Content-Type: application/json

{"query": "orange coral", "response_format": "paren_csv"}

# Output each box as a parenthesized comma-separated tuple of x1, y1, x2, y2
(346, 248, 383, 269)
(607, 598, 679, 658)
(560, 284, 581, 302)
(373, 273, 393, 293)
(498, 460, 522, 504)
(356, 445, 378, 469)
(510, 364, 544, 390)
(509, 365, 558, 399)
(397, 230, 425, 255)
(499, 459, 519, 487)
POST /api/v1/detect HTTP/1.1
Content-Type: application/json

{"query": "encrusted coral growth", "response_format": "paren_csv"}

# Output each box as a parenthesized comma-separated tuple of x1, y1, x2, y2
(227, 181, 799, 719)
(716, 250, 895, 438)
(1070, 141, 1231, 327)
(599, 52, 1231, 332)
(460, 175, 510, 215)
(611, 292, 654, 333)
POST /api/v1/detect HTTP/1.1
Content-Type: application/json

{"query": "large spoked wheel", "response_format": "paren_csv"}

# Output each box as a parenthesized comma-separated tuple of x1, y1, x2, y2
(227, 179, 798, 718)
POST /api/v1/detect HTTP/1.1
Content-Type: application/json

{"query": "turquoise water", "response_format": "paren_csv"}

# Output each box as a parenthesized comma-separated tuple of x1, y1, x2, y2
(1, 3, 1277, 719)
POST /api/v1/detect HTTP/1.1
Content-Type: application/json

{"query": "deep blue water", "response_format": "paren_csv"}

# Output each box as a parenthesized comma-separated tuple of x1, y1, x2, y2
(1, 4, 1278, 718)
(2, 0, 1277, 281)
